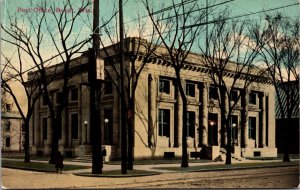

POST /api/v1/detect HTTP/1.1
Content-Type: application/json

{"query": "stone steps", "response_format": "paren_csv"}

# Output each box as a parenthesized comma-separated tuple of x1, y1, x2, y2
(72, 154, 92, 163)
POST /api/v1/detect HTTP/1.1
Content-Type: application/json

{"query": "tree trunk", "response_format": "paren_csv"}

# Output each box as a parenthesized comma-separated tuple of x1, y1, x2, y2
(127, 101, 134, 170)
(181, 97, 189, 167)
(282, 116, 291, 162)
(24, 120, 30, 162)
(225, 119, 232, 165)
(49, 116, 59, 164)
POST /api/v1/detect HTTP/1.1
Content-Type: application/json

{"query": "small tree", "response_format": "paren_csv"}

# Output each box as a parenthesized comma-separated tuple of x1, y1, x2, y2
(197, 15, 266, 164)
(1, 47, 42, 162)
(2, 0, 93, 162)
(99, 12, 161, 170)
(259, 13, 299, 162)
(143, 0, 208, 167)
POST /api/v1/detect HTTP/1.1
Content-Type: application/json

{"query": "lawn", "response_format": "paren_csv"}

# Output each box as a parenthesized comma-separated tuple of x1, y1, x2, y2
(108, 158, 211, 165)
(154, 160, 300, 172)
(2, 160, 90, 172)
(75, 169, 160, 177)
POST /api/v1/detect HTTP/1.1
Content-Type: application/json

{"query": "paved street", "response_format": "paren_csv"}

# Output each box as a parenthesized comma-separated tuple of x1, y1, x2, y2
(2, 163, 299, 189)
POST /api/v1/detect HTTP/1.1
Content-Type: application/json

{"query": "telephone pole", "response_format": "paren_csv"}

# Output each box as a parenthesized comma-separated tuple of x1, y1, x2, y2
(90, 0, 103, 174)
(119, 0, 127, 174)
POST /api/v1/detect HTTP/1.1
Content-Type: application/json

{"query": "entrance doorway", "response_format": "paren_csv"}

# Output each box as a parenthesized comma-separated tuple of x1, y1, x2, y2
(208, 113, 218, 146)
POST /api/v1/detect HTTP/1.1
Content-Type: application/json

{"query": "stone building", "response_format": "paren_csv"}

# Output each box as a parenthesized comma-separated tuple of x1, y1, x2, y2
(1, 103, 24, 152)
(28, 37, 277, 160)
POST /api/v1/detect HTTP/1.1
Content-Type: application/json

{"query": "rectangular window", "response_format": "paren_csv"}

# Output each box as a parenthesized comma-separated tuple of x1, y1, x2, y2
(159, 78, 170, 94)
(42, 118, 47, 140)
(249, 117, 256, 140)
(231, 115, 238, 142)
(5, 137, 10, 147)
(42, 95, 47, 106)
(6, 104, 12, 112)
(231, 90, 239, 102)
(5, 121, 11, 131)
(56, 92, 62, 104)
(158, 109, 170, 137)
(104, 80, 113, 94)
(71, 114, 78, 139)
(187, 111, 195, 137)
(209, 87, 218, 100)
(104, 109, 113, 145)
(70, 88, 78, 101)
(186, 82, 195, 97)
(249, 92, 257, 104)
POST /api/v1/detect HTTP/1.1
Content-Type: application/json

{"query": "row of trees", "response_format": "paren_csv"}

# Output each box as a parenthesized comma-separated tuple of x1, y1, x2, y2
(1, 0, 298, 174)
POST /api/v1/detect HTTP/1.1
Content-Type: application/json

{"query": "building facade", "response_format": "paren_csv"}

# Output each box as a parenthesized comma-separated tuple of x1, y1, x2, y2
(1, 104, 24, 152)
(28, 38, 277, 160)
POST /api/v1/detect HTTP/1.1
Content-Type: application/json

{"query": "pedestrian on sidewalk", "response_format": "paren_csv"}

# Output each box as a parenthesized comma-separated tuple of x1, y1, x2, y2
(102, 148, 107, 163)
(55, 151, 64, 173)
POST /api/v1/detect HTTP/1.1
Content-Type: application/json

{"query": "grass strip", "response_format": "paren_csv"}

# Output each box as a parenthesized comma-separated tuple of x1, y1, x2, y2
(2, 160, 90, 172)
(154, 160, 299, 172)
(75, 169, 160, 177)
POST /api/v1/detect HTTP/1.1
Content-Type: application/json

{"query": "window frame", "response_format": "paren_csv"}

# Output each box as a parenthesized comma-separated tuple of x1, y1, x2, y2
(70, 88, 78, 102)
(159, 78, 171, 94)
(249, 92, 257, 105)
(71, 113, 78, 139)
(158, 109, 170, 137)
(187, 111, 195, 138)
(186, 81, 196, 97)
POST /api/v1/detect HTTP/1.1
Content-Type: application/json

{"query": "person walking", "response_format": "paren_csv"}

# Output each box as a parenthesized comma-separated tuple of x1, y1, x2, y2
(55, 151, 64, 173)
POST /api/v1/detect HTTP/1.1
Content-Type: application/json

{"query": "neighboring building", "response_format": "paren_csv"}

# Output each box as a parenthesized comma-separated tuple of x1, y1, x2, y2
(1, 103, 24, 152)
(275, 81, 299, 154)
(28, 37, 277, 160)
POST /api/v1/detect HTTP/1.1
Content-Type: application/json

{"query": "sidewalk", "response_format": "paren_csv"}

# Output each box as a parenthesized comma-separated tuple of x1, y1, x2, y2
(2, 157, 299, 175)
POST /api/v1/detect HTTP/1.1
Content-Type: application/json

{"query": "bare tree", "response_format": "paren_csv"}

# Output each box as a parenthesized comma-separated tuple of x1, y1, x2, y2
(2, 0, 93, 162)
(142, 0, 208, 167)
(99, 11, 162, 170)
(1, 47, 42, 162)
(259, 13, 299, 162)
(197, 15, 266, 164)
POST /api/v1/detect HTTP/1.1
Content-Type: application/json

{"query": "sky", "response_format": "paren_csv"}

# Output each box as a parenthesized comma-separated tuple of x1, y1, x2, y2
(0, 0, 299, 112)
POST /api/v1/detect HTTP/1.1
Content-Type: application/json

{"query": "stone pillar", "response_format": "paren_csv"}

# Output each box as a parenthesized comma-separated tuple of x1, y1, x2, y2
(148, 74, 157, 147)
(201, 83, 208, 146)
(78, 85, 82, 145)
(177, 88, 183, 147)
(61, 108, 67, 146)
(224, 90, 229, 146)
(34, 98, 40, 147)
(243, 89, 249, 148)
(261, 93, 266, 147)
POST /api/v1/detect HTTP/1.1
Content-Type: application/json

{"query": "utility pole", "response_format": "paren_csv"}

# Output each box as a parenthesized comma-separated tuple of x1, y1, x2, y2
(91, 0, 103, 174)
(119, 0, 127, 174)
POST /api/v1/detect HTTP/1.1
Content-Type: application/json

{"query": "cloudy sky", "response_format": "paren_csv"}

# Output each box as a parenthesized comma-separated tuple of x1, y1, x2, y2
(1, 0, 299, 112)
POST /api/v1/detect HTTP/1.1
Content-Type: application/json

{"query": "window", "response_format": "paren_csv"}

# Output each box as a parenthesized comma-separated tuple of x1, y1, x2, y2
(249, 92, 257, 104)
(70, 88, 78, 101)
(209, 87, 218, 100)
(42, 95, 47, 106)
(158, 109, 170, 137)
(5, 121, 11, 131)
(231, 115, 238, 143)
(159, 78, 170, 94)
(249, 117, 256, 140)
(6, 104, 12, 112)
(42, 118, 47, 140)
(104, 79, 113, 94)
(5, 137, 10, 147)
(187, 112, 195, 137)
(104, 109, 113, 145)
(71, 114, 78, 139)
(186, 82, 195, 97)
(231, 90, 239, 102)
(56, 92, 62, 104)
